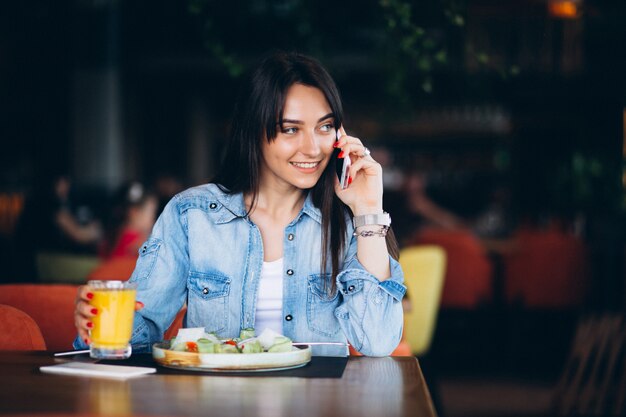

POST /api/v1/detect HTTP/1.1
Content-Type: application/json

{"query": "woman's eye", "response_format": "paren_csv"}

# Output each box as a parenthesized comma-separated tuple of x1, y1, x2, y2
(319, 124, 333, 132)
(282, 127, 298, 134)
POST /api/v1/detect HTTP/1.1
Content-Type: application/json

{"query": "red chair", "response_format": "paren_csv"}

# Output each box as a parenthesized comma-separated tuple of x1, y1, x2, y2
(0, 304, 46, 350)
(0, 284, 78, 351)
(504, 227, 588, 308)
(410, 228, 493, 308)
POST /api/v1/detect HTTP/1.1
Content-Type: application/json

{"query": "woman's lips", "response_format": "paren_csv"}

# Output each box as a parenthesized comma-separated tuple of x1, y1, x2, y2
(290, 161, 320, 169)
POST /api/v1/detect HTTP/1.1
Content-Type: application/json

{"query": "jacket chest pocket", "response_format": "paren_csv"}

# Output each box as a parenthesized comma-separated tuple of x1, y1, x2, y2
(187, 271, 231, 334)
(132, 238, 162, 282)
(307, 274, 340, 337)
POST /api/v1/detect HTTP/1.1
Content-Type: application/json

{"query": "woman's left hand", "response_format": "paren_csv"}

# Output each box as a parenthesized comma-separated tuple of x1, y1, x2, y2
(333, 126, 384, 216)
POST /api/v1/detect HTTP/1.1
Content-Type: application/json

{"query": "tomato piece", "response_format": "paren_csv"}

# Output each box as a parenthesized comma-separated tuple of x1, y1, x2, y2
(224, 340, 237, 346)
(186, 341, 198, 352)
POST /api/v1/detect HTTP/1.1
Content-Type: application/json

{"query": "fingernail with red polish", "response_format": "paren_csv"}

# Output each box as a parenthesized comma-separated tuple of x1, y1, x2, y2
(86, 322, 93, 329)
(348, 176, 353, 185)
(136, 301, 144, 308)
(90, 308, 98, 315)
(84, 338, 90, 344)
(333, 141, 340, 148)
(337, 151, 345, 158)
(86, 292, 94, 300)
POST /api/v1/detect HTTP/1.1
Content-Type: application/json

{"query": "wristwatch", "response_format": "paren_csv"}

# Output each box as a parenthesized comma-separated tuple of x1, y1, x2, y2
(352, 212, 391, 229)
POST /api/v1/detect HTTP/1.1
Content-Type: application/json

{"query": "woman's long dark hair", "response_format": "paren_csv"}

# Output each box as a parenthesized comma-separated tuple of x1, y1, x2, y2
(213, 51, 398, 293)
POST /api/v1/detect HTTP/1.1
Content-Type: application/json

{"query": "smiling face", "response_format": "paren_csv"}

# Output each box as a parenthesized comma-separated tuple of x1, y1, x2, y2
(259, 83, 336, 191)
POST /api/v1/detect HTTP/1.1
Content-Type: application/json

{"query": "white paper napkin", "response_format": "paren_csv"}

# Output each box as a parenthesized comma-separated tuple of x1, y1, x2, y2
(40, 362, 156, 379)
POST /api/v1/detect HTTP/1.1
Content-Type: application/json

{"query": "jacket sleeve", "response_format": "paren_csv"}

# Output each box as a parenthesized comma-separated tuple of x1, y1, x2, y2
(334, 232, 406, 357)
(72, 197, 191, 352)
(125, 196, 190, 352)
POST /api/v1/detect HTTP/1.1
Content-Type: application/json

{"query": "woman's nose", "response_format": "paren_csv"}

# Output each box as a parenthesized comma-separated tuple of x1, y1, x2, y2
(300, 131, 322, 155)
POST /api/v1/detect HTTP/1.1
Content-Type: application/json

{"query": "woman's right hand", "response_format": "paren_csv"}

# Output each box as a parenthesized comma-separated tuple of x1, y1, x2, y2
(74, 285, 97, 345)
(74, 285, 144, 345)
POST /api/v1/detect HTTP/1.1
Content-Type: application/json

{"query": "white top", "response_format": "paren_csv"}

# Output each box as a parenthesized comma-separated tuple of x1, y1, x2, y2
(254, 257, 284, 334)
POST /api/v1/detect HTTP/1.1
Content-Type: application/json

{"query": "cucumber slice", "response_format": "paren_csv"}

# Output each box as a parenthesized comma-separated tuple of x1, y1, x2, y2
(196, 338, 216, 353)
(239, 328, 256, 340)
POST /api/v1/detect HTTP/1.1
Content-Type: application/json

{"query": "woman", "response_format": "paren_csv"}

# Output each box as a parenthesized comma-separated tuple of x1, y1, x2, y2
(74, 51, 406, 356)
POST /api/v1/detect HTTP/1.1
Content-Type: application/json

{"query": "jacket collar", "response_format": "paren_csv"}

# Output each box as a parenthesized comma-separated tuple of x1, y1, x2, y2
(300, 192, 322, 224)
(213, 186, 322, 225)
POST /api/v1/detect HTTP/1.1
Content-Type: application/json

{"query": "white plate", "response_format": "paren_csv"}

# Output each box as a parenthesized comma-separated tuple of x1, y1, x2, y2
(152, 341, 312, 372)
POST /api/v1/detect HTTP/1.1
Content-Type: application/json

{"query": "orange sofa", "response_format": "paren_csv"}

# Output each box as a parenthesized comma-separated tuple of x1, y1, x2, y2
(0, 284, 78, 351)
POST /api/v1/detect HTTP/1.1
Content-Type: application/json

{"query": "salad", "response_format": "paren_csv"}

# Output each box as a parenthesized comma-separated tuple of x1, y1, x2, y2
(168, 327, 293, 354)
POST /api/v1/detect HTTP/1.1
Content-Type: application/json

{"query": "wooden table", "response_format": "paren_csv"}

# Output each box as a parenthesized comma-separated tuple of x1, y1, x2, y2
(0, 352, 436, 417)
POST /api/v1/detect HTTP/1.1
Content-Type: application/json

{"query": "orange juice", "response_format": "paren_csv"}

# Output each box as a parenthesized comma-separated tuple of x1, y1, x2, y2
(88, 280, 136, 359)
(91, 287, 136, 348)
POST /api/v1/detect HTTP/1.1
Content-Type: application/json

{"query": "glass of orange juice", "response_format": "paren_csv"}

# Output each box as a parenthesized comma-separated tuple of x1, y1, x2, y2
(88, 280, 137, 359)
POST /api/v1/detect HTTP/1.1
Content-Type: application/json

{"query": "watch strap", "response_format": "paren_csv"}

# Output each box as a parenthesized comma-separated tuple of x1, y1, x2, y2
(352, 212, 391, 228)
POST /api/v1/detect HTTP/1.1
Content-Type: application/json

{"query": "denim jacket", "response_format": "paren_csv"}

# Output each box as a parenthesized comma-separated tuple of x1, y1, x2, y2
(75, 183, 406, 356)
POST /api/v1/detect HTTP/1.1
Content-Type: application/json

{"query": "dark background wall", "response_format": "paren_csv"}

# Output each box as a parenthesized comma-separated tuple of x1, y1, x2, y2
(1, 2, 625, 298)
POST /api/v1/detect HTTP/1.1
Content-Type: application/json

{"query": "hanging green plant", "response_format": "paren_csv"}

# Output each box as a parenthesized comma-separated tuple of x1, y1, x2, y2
(378, 0, 461, 100)
(185, 0, 514, 107)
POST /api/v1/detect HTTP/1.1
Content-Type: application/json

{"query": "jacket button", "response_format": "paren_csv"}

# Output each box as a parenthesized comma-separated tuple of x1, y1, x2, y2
(286, 269, 294, 276)
(287, 233, 294, 241)
(285, 315, 293, 321)
(202, 288, 209, 295)
(209, 203, 217, 209)
(348, 285, 355, 292)
(142, 246, 147, 253)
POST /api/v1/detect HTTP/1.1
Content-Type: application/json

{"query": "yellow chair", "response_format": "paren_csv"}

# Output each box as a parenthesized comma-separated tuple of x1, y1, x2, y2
(400, 245, 446, 356)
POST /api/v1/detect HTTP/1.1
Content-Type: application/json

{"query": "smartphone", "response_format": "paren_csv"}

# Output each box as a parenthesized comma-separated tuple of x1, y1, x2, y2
(334, 140, 351, 189)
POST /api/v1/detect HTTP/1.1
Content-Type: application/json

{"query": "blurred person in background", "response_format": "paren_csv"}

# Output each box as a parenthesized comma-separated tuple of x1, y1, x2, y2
(403, 170, 467, 232)
(385, 169, 468, 248)
(389, 168, 513, 246)
(100, 181, 158, 260)
(12, 174, 102, 281)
